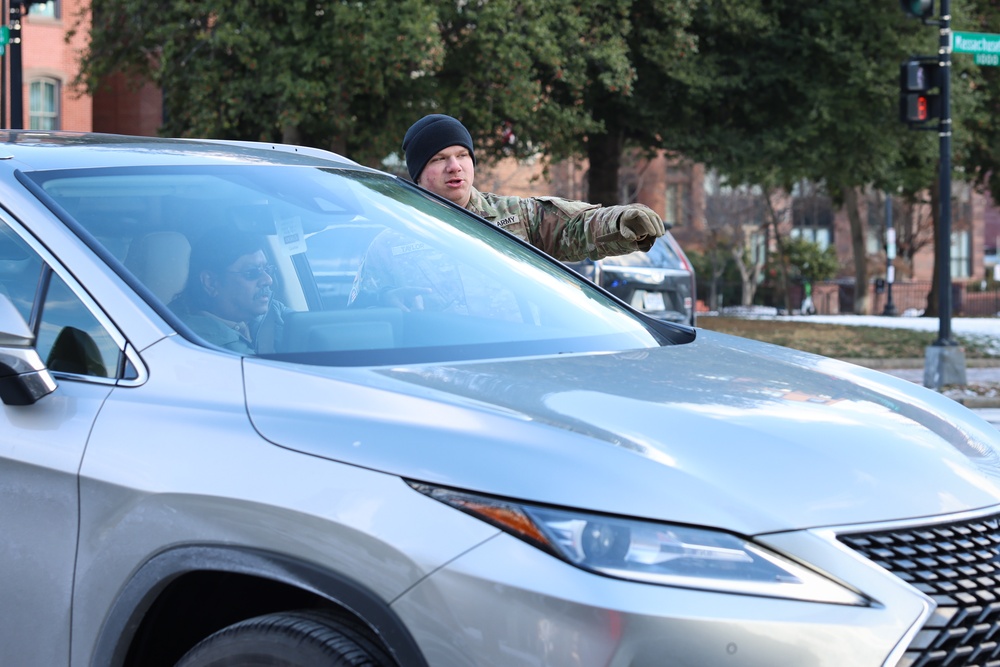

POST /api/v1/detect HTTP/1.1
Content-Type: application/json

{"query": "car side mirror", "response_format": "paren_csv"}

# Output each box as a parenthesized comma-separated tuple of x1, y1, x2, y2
(0, 293, 56, 405)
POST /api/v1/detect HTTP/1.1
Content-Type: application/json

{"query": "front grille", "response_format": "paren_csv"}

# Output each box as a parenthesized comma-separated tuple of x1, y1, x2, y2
(839, 514, 1000, 667)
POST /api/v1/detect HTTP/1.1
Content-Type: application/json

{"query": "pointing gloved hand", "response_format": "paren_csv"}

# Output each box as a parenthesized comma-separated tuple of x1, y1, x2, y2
(618, 206, 665, 251)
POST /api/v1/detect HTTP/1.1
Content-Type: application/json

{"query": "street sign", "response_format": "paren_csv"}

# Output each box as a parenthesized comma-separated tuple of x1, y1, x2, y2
(0, 26, 8, 56)
(952, 31, 1000, 66)
(953, 31, 1000, 53)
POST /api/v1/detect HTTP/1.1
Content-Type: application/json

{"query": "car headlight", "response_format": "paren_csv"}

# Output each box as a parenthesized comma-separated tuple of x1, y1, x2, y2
(410, 483, 867, 606)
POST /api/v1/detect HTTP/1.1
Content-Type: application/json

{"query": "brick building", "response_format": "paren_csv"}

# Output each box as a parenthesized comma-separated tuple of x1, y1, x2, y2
(5, 0, 90, 130)
(9, 0, 159, 135)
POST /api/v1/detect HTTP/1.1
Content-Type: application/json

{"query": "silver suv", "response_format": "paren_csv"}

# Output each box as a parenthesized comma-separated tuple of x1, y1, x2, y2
(2, 132, 1000, 667)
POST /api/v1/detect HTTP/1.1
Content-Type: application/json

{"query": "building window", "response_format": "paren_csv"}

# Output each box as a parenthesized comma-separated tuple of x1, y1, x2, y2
(951, 230, 971, 279)
(791, 183, 834, 251)
(751, 230, 767, 267)
(29, 78, 60, 130)
(789, 226, 832, 250)
(28, 1, 59, 19)
(865, 228, 882, 256)
(664, 182, 690, 227)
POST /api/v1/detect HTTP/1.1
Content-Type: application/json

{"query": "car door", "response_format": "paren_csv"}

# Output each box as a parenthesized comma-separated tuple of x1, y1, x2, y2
(0, 217, 125, 666)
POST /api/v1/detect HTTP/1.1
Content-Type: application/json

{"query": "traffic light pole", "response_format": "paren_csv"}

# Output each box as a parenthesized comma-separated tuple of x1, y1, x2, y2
(923, 0, 967, 389)
(6, 1, 45, 130)
(1, 0, 6, 129)
(935, 0, 952, 346)
(8, 0, 22, 129)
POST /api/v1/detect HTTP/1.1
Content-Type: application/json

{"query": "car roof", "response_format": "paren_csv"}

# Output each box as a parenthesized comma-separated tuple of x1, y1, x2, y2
(0, 130, 367, 172)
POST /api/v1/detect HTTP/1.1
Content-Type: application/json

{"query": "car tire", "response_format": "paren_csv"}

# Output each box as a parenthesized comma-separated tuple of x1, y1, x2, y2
(175, 609, 396, 667)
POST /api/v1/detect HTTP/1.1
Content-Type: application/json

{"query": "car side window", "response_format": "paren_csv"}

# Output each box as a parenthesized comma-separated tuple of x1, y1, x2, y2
(36, 273, 119, 378)
(0, 220, 120, 379)
(0, 222, 44, 321)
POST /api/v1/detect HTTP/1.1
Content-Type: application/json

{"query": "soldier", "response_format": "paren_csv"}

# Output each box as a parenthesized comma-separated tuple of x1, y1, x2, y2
(402, 113, 664, 259)
(348, 114, 666, 310)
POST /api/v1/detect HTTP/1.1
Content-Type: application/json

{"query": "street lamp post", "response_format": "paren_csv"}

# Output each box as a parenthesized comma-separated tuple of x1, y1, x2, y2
(883, 192, 897, 316)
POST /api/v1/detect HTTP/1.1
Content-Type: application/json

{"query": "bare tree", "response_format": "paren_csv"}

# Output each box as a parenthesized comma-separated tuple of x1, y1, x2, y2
(762, 189, 794, 313)
(703, 173, 768, 308)
(895, 196, 935, 280)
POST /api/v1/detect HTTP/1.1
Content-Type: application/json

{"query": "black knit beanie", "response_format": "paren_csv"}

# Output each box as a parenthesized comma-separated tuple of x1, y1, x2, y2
(402, 114, 476, 182)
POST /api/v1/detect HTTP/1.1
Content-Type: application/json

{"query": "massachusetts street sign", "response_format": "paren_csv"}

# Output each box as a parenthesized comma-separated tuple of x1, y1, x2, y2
(953, 31, 1000, 65)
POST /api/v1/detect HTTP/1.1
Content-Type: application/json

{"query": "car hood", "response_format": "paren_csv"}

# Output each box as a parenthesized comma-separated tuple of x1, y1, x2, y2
(244, 330, 1000, 534)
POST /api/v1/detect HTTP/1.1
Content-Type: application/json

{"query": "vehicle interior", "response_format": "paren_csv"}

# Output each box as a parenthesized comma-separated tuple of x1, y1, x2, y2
(22, 165, 684, 366)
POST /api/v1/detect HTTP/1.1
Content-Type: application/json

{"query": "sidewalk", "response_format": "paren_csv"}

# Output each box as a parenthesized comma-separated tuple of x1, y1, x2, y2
(848, 358, 1000, 427)
(851, 358, 1000, 408)
(852, 359, 1000, 429)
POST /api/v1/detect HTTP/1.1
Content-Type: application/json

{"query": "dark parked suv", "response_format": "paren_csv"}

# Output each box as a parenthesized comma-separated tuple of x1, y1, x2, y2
(564, 231, 696, 326)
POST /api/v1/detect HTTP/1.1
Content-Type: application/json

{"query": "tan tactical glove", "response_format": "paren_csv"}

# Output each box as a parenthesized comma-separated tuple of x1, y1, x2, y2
(618, 206, 665, 251)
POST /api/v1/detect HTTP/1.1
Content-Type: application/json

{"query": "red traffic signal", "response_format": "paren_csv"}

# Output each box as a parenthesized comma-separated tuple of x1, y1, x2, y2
(899, 58, 941, 125)
(903, 94, 937, 122)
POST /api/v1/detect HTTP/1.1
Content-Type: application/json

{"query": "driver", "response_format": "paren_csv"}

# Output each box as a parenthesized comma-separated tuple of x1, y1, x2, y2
(170, 227, 290, 353)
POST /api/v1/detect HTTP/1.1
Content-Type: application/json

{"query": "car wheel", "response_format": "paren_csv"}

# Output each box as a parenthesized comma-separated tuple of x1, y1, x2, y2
(175, 609, 396, 667)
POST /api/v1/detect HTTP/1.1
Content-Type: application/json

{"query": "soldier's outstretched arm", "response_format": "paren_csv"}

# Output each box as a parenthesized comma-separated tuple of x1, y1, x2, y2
(524, 197, 665, 261)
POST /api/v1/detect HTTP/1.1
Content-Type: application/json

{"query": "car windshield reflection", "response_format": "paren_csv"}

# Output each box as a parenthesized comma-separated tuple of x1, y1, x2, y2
(26, 165, 684, 365)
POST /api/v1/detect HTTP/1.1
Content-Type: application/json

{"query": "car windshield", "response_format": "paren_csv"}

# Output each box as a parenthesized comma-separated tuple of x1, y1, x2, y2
(26, 164, 679, 366)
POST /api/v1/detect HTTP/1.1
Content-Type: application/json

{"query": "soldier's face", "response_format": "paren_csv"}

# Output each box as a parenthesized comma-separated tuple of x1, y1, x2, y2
(418, 145, 474, 208)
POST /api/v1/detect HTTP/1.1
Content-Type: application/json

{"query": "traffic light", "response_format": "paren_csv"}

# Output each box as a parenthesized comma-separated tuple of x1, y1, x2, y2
(900, 0, 934, 19)
(899, 58, 941, 125)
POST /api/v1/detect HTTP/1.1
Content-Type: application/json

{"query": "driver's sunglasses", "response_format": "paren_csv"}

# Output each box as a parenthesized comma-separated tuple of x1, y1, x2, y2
(229, 264, 276, 281)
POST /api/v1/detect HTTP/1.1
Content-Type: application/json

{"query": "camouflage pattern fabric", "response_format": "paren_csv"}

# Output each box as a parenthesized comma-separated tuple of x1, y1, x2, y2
(348, 232, 468, 312)
(347, 228, 524, 318)
(467, 188, 656, 261)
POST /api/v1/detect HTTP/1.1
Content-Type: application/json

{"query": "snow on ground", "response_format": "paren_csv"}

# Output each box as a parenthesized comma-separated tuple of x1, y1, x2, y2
(710, 306, 1000, 356)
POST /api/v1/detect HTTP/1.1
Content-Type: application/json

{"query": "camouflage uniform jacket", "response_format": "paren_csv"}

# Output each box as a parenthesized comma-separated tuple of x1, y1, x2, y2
(466, 187, 652, 261)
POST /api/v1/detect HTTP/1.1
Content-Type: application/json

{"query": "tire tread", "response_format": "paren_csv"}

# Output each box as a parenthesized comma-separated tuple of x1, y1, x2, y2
(175, 609, 397, 667)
